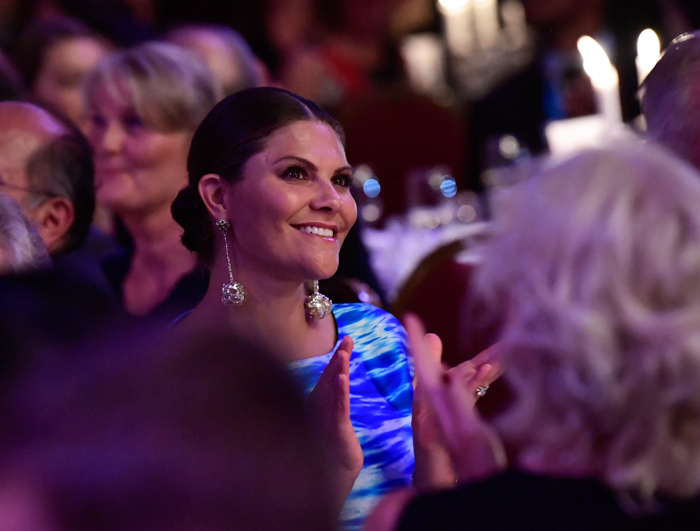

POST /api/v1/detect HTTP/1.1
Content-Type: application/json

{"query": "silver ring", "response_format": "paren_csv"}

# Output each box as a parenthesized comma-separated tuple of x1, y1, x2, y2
(475, 385, 489, 398)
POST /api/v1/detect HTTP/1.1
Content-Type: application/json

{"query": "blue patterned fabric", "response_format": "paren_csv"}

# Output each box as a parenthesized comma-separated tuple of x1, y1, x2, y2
(289, 303, 415, 531)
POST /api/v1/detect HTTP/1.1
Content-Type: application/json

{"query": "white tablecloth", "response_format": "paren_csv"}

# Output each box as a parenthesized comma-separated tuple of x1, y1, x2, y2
(362, 219, 489, 303)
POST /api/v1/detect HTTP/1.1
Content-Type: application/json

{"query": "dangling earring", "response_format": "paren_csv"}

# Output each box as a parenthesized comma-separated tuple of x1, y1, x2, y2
(216, 219, 246, 306)
(304, 280, 332, 319)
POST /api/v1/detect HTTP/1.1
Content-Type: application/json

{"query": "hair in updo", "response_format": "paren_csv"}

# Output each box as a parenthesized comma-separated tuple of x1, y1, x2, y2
(172, 87, 345, 265)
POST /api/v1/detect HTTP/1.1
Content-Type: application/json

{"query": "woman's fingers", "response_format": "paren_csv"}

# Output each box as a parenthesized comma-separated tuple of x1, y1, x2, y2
(337, 335, 354, 362)
(423, 332, 442, 364)
(446, 363, 493, 410)
(306, 336, 362, 509)
(404, 313, 443, 392)
(450, 351, 503, 394)
(309, 335, 353, 417)
(468, 342, 505, 379)
(335, 339, 352, 415)
(404, 316, 508, 483)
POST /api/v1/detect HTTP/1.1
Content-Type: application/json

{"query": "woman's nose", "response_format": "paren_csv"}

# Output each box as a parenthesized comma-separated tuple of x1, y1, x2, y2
(94, 122, 124, 154)
(310, 180, 342, 212)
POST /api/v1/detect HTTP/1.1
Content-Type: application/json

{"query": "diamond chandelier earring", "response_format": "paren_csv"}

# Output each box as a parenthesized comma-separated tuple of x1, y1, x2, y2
(304, 280, 332, 319)
(216, 219, 246, 306)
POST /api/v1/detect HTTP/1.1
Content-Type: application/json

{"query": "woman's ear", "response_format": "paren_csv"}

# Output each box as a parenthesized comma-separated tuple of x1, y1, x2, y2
(198, 173, 229, 220)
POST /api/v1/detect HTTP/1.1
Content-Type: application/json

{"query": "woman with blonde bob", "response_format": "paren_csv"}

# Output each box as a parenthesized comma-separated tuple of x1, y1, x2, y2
(368, 140, 700, 529)
(83, 42, 222, 320)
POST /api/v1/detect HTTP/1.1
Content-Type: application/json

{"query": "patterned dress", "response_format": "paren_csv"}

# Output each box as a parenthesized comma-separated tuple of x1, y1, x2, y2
(289, 303, 415, 531)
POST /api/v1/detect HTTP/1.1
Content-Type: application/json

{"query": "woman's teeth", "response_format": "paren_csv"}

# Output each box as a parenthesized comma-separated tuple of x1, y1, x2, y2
(298, 226, 334, 237)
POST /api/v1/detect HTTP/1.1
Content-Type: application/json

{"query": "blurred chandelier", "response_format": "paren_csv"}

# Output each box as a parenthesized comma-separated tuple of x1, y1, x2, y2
(437, 0, 535, 100)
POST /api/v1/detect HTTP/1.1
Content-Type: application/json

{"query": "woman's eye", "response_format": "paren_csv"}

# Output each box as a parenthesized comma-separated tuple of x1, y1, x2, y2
(90, 113, 106, 129)
(283, 166, 306, 180)
(122, 113, 145, 131)
(333, 173, 352, 188)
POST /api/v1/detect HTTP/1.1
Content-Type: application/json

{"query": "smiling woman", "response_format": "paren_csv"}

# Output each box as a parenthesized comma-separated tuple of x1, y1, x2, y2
(82, 42, 222, 320)
(221, 120, 356, 282)
(170, 87, 415, 530)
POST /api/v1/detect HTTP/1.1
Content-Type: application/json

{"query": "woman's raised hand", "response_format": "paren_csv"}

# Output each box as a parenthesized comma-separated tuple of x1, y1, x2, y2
(405, 313, 506, 486)
(309, 336, 363, 507)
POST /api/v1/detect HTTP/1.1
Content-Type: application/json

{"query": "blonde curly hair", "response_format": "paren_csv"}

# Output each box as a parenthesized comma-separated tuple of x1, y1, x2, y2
(478, 140, 700, 504)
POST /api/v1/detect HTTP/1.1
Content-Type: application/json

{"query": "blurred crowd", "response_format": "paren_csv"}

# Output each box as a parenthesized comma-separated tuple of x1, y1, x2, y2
(2, 0, 700, 529)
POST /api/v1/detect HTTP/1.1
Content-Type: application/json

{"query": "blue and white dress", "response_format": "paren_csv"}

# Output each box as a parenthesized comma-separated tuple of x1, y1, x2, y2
(289, 303, 415, 531)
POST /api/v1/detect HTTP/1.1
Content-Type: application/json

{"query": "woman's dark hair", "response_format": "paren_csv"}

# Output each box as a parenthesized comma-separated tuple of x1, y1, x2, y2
(171, 87, 345, 265)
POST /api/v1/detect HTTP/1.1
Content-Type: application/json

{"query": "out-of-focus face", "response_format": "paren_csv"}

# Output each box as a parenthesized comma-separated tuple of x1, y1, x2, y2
(169, 30, 243, 94)
(0, 103, 72, 253)
(265, 0, 314, 53)
(0, 130, 39, 210)
(32, 36, 109, 133)
(0, 104, 63, 215)
(225, 120, 357, 282)
(87, 84, 191, 218)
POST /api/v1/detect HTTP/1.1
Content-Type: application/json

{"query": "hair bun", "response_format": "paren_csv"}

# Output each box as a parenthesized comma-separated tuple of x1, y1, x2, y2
(172, 185, 213, 258)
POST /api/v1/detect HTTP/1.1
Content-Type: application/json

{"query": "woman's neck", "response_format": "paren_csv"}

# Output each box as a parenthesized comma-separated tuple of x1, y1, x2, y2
(119, 206, 197, 315)
(121, 206, 184, 257)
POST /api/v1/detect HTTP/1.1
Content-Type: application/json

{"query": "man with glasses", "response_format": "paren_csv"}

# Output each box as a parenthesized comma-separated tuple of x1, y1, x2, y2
(0, 101, 125, 359)
(0, 100, 94, 255)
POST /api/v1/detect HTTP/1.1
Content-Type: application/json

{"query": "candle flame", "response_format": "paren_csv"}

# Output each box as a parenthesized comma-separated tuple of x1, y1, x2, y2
(637, 29, 660, 71)
(577, 35, 618, 89)
(438, 0, 469, 14)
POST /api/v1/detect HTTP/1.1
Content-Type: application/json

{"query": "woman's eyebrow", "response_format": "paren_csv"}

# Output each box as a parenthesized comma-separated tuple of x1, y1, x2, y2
(274, 155, 352, 173)
(273, 155, 314, 167)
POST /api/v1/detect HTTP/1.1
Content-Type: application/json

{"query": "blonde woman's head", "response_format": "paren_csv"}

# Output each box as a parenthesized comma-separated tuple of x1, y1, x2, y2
(83, 41, 223, 134)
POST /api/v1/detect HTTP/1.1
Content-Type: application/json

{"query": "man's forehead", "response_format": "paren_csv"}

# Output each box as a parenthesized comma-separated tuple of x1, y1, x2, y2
(0, 128, 45, 164)
(0, 104, 66, 165)
(0, 103, 66, 140)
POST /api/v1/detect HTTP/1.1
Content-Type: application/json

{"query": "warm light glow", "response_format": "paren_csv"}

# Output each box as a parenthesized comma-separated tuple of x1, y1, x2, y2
(577, 35, 621, 122)
(637, 29, 661, 73)
(577, 36, 617, 89)
(637, 29, 660, 62)
(438, 0, 469, 14)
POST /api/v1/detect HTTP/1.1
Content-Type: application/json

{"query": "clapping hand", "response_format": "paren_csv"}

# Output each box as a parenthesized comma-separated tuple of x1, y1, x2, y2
(308, 336, 363, 509)
(406, 313, 506, 487)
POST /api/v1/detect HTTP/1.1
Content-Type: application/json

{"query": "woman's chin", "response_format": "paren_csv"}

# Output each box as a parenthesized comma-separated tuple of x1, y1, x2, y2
(315, 264, 340, 281)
